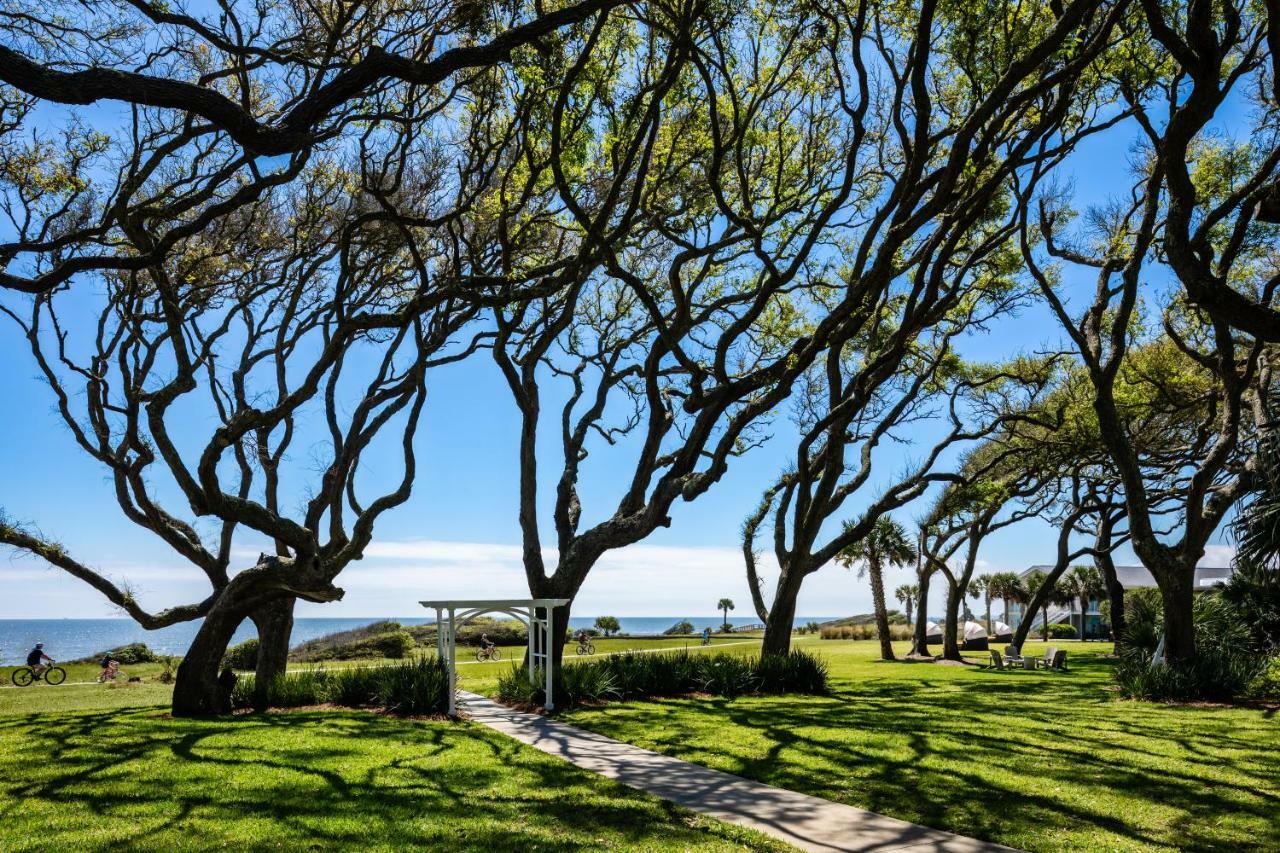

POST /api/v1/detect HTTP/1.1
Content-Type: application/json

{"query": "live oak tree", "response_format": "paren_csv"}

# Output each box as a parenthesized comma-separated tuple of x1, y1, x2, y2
(0, 0, 620, 293)
(1024, 179, 1275, 662)
(733, 0, 1131, 657)
(483, 0, 1129, 666)
(1126, 0, 1280, 341)
(0, 159, 483, 715)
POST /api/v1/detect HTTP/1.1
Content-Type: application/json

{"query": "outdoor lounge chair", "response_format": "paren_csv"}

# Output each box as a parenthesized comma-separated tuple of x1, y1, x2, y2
(985, 650, 1009, 671)
(1049, 649, 1068, 671)
(1004, 644, 1023, 662)
(1042, 646, 1057, 668)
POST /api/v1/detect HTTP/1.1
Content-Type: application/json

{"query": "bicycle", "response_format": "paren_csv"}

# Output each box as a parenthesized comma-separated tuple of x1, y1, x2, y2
(12, 665, 67, 687)
(97, 664, 124, 683)
(575, 640, 596, 656)
(475, 645, 502, 662)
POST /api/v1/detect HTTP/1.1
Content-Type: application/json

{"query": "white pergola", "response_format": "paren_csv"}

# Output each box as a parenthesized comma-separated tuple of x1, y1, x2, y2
(420, 598, 569, 716)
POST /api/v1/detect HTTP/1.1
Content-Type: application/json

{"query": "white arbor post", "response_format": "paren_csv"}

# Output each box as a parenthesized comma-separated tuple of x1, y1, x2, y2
(419, 598, 568, 716)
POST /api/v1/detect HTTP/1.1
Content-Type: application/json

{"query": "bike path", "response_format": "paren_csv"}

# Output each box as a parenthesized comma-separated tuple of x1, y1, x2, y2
(460, 690, 1015, 853)
(0, 640, 759, 690)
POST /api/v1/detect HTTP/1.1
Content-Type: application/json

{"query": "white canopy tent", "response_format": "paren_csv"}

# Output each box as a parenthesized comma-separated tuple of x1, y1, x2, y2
(963, 621, 988, 641)
(992, 620, 1014, 639)
(420, 598, 569, 716)
(925, 621, 942, 643)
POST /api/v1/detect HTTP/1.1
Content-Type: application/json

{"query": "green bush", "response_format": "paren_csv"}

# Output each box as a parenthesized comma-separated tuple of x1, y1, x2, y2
(1248, 655, 1280, 699)
(223, 639, 260, 670)
(376, 631, 415, 659)
(87, 642, 159, 665)
(497, 649, 828, 709)
(1048, 623, 1077, 639)
(1221, 561, 1280, 654)
(235, 657, 450, 715)
(663, 620, 694, 635)
(1116, 592, 1267, 702)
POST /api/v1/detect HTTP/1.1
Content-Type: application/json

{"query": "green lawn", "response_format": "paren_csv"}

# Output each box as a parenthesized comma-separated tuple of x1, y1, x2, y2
(7, 635, 1275, 851)
(561, 637, 1280, 852)
(0, 706, 784, 851)
(0, 637, 787, 851)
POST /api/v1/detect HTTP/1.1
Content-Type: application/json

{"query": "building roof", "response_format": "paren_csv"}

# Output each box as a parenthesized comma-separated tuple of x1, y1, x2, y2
(1023, 564, 1232, 590)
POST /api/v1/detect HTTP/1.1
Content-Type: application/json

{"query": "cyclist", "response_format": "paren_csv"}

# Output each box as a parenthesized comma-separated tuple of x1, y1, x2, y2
(575, 629, 590, 646)
(98, 654, 121, 682)
(701, 627, 711, 646)
(480, 633, 495, 653)
(27, 643, 54, 677)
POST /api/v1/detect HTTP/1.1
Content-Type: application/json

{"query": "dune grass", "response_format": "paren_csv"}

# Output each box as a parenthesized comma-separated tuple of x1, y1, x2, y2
(561, 637, 1280, 852)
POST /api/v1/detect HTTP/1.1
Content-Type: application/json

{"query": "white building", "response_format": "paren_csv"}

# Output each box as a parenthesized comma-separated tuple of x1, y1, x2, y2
(1008, 565, 1233, 639)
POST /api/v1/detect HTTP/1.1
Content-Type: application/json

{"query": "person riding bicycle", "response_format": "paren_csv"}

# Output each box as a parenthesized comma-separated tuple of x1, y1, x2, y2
(480, 633, 495, 652)
(27, 643, 54, 676)
(575, 629, 590, 646)
(99, 654, 121, 682)
(701, 627, 712, 646)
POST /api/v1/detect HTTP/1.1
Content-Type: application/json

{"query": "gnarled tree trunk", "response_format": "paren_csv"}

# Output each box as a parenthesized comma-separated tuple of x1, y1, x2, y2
(1098, 555, 1125, 653)
(761, 569, 803, 656)
(910, 567, 934, 657)
(1158, 569, 1195, 663)
(942, 580, 963, 661)
(250, 597, 296, 712)
(172, 558, 341, 717)
(173, 601, 252, 717)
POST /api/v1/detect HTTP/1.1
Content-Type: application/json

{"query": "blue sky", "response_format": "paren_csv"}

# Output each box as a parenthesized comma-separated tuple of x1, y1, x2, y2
(0, 103, 1242, 624)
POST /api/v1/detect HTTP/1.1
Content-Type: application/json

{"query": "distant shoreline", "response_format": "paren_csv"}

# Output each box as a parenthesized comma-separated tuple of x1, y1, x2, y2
(0, 616, 836, 665)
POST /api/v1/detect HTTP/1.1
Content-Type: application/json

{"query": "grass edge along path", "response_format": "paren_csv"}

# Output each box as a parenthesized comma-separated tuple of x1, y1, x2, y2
(461, 690, 1010, 853)
(560, 637, 1280, 853)
(0, 704, 793, 852)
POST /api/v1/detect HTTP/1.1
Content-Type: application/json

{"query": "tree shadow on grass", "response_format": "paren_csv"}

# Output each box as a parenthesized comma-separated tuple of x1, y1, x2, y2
(0, 708, 783, 852)
(564, 657, 1280, 852)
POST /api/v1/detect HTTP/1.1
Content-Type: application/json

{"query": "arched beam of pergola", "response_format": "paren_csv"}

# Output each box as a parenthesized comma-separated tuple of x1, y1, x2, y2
(420, 598, 569, 716)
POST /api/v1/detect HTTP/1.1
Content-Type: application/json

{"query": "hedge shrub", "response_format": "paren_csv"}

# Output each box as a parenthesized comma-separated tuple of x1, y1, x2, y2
(496, 649, 828, 709)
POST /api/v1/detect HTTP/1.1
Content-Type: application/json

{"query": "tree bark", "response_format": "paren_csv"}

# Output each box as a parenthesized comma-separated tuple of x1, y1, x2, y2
(1013, 564, 1070, 651)
(761, 570, 802, 656)
(249, 597, 295, 712)
(1159, 569, 1196, 663)
(172, 602, 251, 717)
(1098, 555, 1125, 653)
(910, 567, 934, 657)
(942, 579, 963, 661)
(868, 559, 895, 661)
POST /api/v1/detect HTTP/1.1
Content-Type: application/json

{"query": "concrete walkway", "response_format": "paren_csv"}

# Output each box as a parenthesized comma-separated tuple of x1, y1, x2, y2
(460, 691, 1014, 853)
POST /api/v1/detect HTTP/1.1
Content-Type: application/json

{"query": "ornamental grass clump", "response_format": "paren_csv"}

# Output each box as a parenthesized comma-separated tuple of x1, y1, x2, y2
(496, 649, 828, 709)
(235, 656, 450, 715)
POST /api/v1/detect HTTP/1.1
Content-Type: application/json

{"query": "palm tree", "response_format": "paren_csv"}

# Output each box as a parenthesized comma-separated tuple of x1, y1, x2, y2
(986, 572, 1025, 628)
(894, 584, 919, 626)
(1062, 565, 1107, 639)
(971, 574, 996, 633)
(836, 517, 918, 660)
(717, 598, 735, 632)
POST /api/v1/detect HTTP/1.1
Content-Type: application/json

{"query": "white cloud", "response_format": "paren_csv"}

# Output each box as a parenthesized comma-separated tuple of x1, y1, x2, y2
(4, 535, 886, 620)
(1199, 544, 1236, 567)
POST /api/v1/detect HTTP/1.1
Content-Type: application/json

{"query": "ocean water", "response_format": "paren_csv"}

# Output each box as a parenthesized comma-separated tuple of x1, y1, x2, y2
(0, 615, 832, 665)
